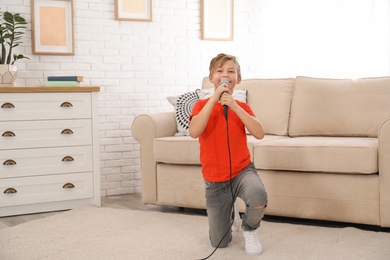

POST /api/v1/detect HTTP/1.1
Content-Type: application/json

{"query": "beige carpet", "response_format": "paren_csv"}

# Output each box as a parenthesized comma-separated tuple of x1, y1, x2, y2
(0, 206, 389, 260)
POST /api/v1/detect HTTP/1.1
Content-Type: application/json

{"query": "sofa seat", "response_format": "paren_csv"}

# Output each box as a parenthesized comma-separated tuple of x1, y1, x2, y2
(154, 134, 290, 165)
(154, 135, 378, 175)
(254, 137, 378, 174)
(154, 136, 200, 165)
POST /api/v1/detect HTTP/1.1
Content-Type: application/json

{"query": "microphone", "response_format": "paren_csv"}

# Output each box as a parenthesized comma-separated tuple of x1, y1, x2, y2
(220, 79, 230, 121)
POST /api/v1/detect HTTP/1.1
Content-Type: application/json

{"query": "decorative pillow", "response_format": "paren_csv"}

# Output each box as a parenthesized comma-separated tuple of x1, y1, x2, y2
(196, 89, 247, 102)
(167, 90, 200, 136)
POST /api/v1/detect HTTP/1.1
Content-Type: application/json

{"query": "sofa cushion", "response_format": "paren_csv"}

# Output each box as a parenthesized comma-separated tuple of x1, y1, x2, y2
(154, 134, 290, 165)
(253, 137, 378, 174)
(289, 76, 390, 137)
(202, 77, 294, 136)
(246, 135, 291, 161)
(154, 136, 200, 164)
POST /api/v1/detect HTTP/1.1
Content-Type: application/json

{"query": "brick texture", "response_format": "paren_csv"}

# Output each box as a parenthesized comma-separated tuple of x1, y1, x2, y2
(4, 0, 263, 197)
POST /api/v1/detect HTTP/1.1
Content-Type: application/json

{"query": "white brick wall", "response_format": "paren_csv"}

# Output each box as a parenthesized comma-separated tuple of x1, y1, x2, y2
(3, 0, 263, 196)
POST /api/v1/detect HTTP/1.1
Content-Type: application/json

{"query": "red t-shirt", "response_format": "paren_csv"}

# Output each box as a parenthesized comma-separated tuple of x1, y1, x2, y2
(190, 99, 255, 182)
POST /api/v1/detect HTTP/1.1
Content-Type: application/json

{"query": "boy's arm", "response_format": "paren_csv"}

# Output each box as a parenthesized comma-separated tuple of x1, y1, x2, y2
(189, 85, 228, 138)
(189, 98, 216, 138)
(221, 93, 265, 139)
(233, 104, 265, 139)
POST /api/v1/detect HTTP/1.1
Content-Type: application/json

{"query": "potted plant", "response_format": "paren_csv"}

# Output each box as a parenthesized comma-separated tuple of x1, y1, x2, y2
(0, 10, 29, 86)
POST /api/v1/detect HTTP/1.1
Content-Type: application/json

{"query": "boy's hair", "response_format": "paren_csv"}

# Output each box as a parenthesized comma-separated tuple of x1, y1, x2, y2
(209, 53, 241, 79)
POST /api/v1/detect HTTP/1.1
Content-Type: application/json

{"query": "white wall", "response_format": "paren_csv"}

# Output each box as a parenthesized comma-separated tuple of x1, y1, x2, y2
(3, 0, 263, 196)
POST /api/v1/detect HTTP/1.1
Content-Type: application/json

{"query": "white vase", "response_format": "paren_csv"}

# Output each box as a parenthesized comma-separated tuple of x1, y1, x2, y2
(0, 65, 18, 87)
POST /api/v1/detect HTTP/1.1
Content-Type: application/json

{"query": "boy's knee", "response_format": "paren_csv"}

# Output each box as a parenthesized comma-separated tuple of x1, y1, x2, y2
(254, 205, 266, 210)
(252, 204, 267, 221)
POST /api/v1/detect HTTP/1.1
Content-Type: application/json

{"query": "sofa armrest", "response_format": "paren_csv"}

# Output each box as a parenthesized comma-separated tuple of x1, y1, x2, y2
(379, 118, 390, 227)
(132, 112, 177, 143)
(131, 112, 177, 204)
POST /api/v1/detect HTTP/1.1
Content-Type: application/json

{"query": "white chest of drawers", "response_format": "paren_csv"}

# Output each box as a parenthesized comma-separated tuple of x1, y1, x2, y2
(0, 87, 100, 216)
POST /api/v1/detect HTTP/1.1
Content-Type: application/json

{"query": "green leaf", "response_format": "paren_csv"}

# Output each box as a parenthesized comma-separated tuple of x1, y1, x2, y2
(0, 10, 28, 64)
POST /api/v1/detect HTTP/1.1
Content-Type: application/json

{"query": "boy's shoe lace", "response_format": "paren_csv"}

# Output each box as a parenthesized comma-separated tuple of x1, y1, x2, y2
(243, 230, 263, 255)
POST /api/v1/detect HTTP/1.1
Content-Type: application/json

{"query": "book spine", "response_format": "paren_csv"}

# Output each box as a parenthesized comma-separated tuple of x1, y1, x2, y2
(47, 76, 83, 81)
(45, 81, 79, 87)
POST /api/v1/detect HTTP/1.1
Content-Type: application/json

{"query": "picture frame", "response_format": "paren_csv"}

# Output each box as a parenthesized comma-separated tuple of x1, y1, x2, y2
(31, 0, 74, 55)
(201, 0, 234, 41)
(115, 0, 152, 22)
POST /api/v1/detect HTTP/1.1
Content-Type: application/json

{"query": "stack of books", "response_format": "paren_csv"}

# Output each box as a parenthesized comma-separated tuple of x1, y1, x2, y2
(45, 76, 84, 87)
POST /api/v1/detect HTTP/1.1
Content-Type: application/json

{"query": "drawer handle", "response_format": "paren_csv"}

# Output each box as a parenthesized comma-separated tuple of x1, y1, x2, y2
(2, 131, 15, 137)
(3, 159, 17, 165)
(60, 102, 73, 108)
(63, 183, 75, 189)
(1, 102, 15, 108)
(3, 188, 17, 194)
(61, 129, 74, 135)
(62, 156, 74, 162)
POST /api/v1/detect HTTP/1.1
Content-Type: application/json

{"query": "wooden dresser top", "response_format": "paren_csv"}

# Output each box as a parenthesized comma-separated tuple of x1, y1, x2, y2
(0, 86, 100, 93)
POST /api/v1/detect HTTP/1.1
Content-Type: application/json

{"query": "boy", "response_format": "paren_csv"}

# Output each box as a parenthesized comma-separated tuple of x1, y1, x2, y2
(189, 53, 268, 256)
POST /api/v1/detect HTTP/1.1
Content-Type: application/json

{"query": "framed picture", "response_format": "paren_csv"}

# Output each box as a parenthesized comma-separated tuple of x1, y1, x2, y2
(31, 0, 74, 55)
(115, 0, 152, 22)
(201, 0, 234, 41)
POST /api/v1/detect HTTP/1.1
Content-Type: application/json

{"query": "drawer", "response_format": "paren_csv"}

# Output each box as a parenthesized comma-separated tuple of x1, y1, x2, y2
(0, 92, 92, 121)
(0, 119, 92, 149)
(0, 172, 94, 207)
(0, 146, 93, 178)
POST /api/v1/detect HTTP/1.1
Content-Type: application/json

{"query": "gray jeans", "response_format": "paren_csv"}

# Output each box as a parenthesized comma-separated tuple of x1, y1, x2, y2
(204, 163, 268, 248)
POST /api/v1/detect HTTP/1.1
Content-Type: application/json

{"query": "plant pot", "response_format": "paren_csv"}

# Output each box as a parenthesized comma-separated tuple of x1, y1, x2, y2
(0, 65, 17, 87)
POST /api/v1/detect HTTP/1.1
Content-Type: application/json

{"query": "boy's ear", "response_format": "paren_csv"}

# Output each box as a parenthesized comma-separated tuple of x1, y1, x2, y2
(237, 76, 242, 84)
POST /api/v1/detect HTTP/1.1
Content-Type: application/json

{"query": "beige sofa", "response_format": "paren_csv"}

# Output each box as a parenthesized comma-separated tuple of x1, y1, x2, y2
(132, 76, 390, 227)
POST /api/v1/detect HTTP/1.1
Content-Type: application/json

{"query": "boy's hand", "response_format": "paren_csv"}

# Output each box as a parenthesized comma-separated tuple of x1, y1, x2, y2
(220, 89, 236, 109)
(213, 82, 231, 102)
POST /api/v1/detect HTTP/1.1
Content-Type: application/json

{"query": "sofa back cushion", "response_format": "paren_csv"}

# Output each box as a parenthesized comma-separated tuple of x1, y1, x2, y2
(289, 76, 390, 137)
(202, 77, 295, 136)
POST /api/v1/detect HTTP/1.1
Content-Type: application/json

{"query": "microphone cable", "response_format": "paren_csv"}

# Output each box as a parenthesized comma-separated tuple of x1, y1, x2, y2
(196, 106, 236, 260)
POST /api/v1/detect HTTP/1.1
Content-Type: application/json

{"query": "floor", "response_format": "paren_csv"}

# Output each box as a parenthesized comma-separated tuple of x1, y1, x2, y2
(1, 193, 390, 233)
(0, 193, 206, 230)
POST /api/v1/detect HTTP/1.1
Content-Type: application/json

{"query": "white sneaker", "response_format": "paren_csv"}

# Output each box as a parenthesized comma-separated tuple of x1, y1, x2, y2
(243, 230, 263, 256)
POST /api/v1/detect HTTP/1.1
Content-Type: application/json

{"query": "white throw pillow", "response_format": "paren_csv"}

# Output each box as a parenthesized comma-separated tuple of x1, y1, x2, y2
(196, 89, 247, 102)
